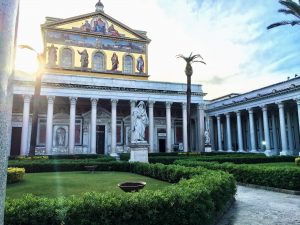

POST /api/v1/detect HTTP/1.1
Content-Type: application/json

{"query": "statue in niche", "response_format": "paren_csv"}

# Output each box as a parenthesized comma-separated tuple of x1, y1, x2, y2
(204, 130, 211, 145)
(77, 49, 89, 68)
(136, 55, 144, 73)
(111, 52, 119, 71)
(56, 127, 66, 147)
(132, 101, 149, 142)
(47, 44, 58, 66)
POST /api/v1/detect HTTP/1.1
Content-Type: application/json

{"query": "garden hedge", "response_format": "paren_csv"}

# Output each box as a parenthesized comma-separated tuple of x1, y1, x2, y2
(9, 154, 114, 160)
(175, 160, 300, 191)
(5, 163, 236, 225)
(7, 167, 25, 184)
(296, 157, 300, 166)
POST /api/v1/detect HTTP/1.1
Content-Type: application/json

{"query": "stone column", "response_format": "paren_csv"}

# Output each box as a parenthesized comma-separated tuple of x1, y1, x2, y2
(166, 102, 172, 152)
(225, 113, 233, 152)
(286, 111, 294, 153)
(0, 1, 20, 223)
(111, 99, 118, 157)
(90, 98, 98, 154)
(45, 96, 55, 155)
(295, 99, 300, 156)
(248, 108, 257, 152)
(208, 116, 215, 150)
(271, 113, 278, 154)
(261, 105, 272, 156)
(20, 95, 31, 155)
(130, 100, 136, 144)
(236, 111, 244, 152)
(148, 101, 155, 152)
(277, 102, 288, 155)
(69, 97, 77, 154)
(198, 103, 205, 152)
(217, 115, 223, 151)
(182, 103, 188, 152)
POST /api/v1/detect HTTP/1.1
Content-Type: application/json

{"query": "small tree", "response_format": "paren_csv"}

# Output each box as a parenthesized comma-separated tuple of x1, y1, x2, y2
(267, 0, 300, 29)
(177, 53, 206, 152)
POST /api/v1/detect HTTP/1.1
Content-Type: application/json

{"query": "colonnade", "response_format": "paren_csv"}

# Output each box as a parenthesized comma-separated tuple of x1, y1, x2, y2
(211, 99, 300, 156)
(19, 95, 205, 155)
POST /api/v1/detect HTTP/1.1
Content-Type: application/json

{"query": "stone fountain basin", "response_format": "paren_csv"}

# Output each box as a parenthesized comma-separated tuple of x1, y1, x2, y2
(118, 181, 146, 192)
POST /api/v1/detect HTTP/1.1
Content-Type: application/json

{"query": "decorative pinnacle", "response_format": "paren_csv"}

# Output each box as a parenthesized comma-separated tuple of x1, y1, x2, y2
(95, 0, 104, 12)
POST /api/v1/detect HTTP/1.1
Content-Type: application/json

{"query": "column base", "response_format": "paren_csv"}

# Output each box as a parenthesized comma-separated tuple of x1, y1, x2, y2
(238, 149, 245, 153)
(218, 150, 224, 152)
(264, 149, 276, 156)
(110, 152, 119, 158)
(250, 149, 259, 153)
(227, 149, 234, 152)
(280, 150, 292, 156)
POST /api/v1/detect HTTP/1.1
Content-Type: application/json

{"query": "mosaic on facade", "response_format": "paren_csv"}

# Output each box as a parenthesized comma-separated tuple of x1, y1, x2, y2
(46, 31, 146, 54)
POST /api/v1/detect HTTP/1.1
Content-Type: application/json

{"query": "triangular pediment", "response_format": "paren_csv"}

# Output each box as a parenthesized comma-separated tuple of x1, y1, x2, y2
(42, 11, 150, 42)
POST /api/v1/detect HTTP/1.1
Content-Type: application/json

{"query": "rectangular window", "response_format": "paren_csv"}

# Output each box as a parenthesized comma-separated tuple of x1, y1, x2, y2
(38, 123, 46, 145)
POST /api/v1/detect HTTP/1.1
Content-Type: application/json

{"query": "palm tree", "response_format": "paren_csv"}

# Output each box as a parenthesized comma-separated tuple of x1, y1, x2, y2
(177, 53, 206, 152)
(267, 0, 300, 29)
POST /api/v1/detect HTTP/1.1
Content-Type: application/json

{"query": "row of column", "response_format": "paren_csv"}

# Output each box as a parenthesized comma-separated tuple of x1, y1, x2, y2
(20, 95, 205, 155)
(213, 99, 300, 155)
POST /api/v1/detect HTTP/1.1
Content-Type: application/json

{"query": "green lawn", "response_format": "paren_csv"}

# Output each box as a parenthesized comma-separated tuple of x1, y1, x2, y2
(6, 171, 171, 199)
(249, 162, 299, 168)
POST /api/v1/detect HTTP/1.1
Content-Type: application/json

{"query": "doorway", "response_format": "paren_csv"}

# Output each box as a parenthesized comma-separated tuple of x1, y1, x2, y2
(10, 127, 22, 156)
(159, 139, 166, 153)
(96, 125, 105, 154)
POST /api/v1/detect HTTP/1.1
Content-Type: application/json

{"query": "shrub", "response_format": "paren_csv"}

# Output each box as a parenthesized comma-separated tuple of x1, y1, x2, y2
(175, 160, 300, 191)
(5, 163, 236, 225)
(296, 158, 300, 166)
(7, 167, 25, 184)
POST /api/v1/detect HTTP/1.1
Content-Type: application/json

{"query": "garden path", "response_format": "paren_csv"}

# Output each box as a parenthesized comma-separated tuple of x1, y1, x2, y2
(217, 185, 300, 225)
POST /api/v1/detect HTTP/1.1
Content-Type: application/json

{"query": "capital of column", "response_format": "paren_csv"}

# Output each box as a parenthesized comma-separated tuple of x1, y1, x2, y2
(130, 100, 136, 107)
(197, 103, 205, 110)
(47, 96, 55, 104)
(23, 95, 32, 103)
(91, 98, 98, 106)
(247, 108, 253, 114)
(166, 101, 172, 109)
(260, 104, 268, 111)
(111, 99, 118, 105)
(235, 110, 241, 116)
(294, 98, 300, 105)
(69, 97, 77, 105)
(217, 115, 221, 120)
(148, 100, 155, 108)
(225, 113, 231, 118)
(275, 101, 284, 108)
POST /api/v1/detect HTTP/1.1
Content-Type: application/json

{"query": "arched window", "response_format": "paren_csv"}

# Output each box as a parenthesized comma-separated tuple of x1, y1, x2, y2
(61, 48, 73, 68)
(93, 52, 105, 71)
(123, 55, 133, 74)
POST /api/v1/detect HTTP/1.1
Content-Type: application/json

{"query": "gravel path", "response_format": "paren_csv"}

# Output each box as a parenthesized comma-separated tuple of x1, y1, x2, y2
(217, 185, 300, 225)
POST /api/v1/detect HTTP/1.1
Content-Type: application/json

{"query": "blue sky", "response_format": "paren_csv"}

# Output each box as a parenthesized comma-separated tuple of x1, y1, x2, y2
(16, 0, 300, 99)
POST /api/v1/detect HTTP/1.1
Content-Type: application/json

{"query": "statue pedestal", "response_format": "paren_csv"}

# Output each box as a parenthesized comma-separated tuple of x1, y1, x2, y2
(129, 142, 149, 163)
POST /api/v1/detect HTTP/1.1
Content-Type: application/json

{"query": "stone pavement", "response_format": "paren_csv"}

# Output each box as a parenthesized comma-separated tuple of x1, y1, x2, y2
(217, 185, 300, 225)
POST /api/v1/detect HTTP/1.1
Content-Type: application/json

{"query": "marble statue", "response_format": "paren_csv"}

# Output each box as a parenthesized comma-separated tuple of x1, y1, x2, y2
(47, 44, 58, 66)
(78, 49, 89, 68)
(111, 52, 119, 71)
(132, 101, 149, 142)
(136, 55, 144, 73)
(204, 130, 211, 145)
(56, 127, 66, 146)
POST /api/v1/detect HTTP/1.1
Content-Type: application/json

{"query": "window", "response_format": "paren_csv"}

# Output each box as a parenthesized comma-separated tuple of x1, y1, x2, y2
(123, 55, 133, 74)
(61, 48, 73, 68)
(93, 52, 105, 71)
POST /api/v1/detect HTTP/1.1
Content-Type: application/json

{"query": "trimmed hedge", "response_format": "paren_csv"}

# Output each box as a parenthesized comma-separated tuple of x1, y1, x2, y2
(5, 163, 236, 225)
(296, 157, 300, 166)
(175, 160, 300, 191)
(9, 154, 114, 160)
(7, 167, 25, 184)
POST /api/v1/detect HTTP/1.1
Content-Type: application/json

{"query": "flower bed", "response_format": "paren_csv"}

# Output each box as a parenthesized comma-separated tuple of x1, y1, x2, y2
(7, 167, 25, 184)
(5, 163, 236, 225)
(175, 160, 300, 191)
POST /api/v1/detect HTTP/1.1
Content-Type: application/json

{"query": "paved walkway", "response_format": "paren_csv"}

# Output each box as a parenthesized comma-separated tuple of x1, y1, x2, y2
(218, 185, 300, 225)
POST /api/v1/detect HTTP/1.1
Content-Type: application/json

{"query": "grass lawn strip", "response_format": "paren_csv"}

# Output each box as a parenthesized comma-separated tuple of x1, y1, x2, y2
(6, 171, 171, 199)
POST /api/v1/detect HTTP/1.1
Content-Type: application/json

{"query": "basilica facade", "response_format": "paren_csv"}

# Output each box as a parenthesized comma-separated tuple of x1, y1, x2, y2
(10, 1, 300, 156)
(11, 1, 205, 156)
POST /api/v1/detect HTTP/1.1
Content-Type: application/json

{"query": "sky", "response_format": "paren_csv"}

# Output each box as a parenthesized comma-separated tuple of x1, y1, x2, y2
(15, 0, 300, 99)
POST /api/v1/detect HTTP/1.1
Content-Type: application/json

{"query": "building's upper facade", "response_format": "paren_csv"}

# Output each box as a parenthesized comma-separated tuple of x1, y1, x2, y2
(41, 1, 151, 81)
